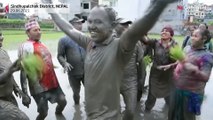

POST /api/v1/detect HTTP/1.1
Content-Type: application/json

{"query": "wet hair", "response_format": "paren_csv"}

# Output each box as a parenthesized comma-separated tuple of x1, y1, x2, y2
(95, 5, 117, 24)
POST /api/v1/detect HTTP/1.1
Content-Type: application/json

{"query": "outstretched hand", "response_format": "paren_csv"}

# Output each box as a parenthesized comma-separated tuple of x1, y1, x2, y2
(22, 94, 31, 108)
(14, 87, 23, 98)
(157, 64, 171, 71)
(63, 62, 73, 73)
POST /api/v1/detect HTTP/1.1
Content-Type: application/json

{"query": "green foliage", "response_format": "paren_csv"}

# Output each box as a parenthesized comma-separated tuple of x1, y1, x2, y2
(38, 21, 54, 28)
(169, 45, 185, 61)
(0, 19, 54, 29)
(143, 55, 152, 68)
(21, 54, 45, 83)
(1, 29, 64, 50)
(0, 19, 25, 25)
(208, 21, 213, 26)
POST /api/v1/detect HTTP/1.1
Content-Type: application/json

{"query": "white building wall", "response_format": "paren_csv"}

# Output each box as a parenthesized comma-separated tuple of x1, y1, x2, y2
(113, 0, 185, 35)
(114, 0, 150, 21)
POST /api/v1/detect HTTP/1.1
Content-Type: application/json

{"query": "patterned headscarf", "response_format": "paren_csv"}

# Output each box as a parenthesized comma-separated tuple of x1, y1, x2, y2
(25, 19, 40, 31)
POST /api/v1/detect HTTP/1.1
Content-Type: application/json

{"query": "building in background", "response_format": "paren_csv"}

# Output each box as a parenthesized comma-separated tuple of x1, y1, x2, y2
(99, 0, 117, 7)
(98, 0, 188, 35)
(150, 0, 188, 35)
(187, 1, 212, 19)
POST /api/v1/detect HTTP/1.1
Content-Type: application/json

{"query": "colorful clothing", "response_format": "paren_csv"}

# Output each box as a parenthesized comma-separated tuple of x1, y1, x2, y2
(169, 46, 213, 120)
(174, 46, 213, 94)
(18, 39, 59, 95)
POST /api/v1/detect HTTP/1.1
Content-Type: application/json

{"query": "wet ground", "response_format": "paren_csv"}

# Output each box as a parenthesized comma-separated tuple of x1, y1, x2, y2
(8, 48, 213, 120)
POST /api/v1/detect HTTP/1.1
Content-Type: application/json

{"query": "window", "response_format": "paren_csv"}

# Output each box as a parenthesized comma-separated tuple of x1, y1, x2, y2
(83, 3, 89, 9)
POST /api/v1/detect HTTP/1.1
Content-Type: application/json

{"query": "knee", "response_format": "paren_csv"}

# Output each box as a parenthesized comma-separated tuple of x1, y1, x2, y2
(38, 110, 48, 119)
(58, 95, 67, 107)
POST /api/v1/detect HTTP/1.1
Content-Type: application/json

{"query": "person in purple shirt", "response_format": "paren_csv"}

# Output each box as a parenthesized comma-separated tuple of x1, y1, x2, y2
(57, 17, 86, 105)
(169, 28, 213, 120)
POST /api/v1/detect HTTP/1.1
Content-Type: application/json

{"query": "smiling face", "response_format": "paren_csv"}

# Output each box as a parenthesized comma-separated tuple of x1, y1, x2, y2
(191, 29, 205, 49)
(87, 6, 113, 43)
(161, 28, 172, 41)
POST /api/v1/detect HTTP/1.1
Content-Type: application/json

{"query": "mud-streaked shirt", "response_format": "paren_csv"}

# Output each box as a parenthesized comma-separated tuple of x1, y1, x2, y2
(121, 42, 144, 91)
(0, 48, 13, 97)
(71, 33, 134, 119)
(57, 36, 85, 76)
(18, 39, 59, 95)
(174, 46, 213, 94)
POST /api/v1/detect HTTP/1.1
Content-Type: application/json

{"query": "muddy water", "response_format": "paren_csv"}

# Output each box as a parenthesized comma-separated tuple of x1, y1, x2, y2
(7, 48, 213, 120)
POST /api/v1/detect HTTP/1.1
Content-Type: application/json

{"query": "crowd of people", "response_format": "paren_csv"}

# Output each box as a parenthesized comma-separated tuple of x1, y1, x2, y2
(0, 0, 213, 120)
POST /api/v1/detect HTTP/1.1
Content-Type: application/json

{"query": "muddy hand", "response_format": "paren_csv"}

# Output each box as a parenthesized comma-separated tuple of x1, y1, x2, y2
(9, 59, 21, 73)
(14, 87, 23, 98)
(22, 94, 31, 108)
(64, 62, 73, 73)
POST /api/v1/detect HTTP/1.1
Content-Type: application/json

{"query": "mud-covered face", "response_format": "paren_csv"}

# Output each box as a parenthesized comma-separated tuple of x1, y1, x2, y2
(87, 7, 113, 43)
(27, 26, 41, 41)
(191, 29, 205, 48)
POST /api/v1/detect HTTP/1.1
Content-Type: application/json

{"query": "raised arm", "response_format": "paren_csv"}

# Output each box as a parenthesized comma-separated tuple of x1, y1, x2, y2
(49, 13, 89, 49)
(120, 0, 177, 51)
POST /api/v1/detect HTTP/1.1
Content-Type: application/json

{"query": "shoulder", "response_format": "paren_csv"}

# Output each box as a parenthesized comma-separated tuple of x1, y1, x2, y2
(18, 41, 34, 56)
(20, 41, 34, 49)
(203, 52, 213, 64)
(59, 36, 69, 41)
(59, 36, 75, 44)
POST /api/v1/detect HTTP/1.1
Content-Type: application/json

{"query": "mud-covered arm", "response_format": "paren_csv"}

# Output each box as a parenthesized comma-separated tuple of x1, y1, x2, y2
(20, 69, 28, 95)
(120, 0, 177, 51)
(0, 69, 13, 83)
(0, 59, 20, 84)
(49, 13, 89, 49)
(57, 38, 67, 67)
